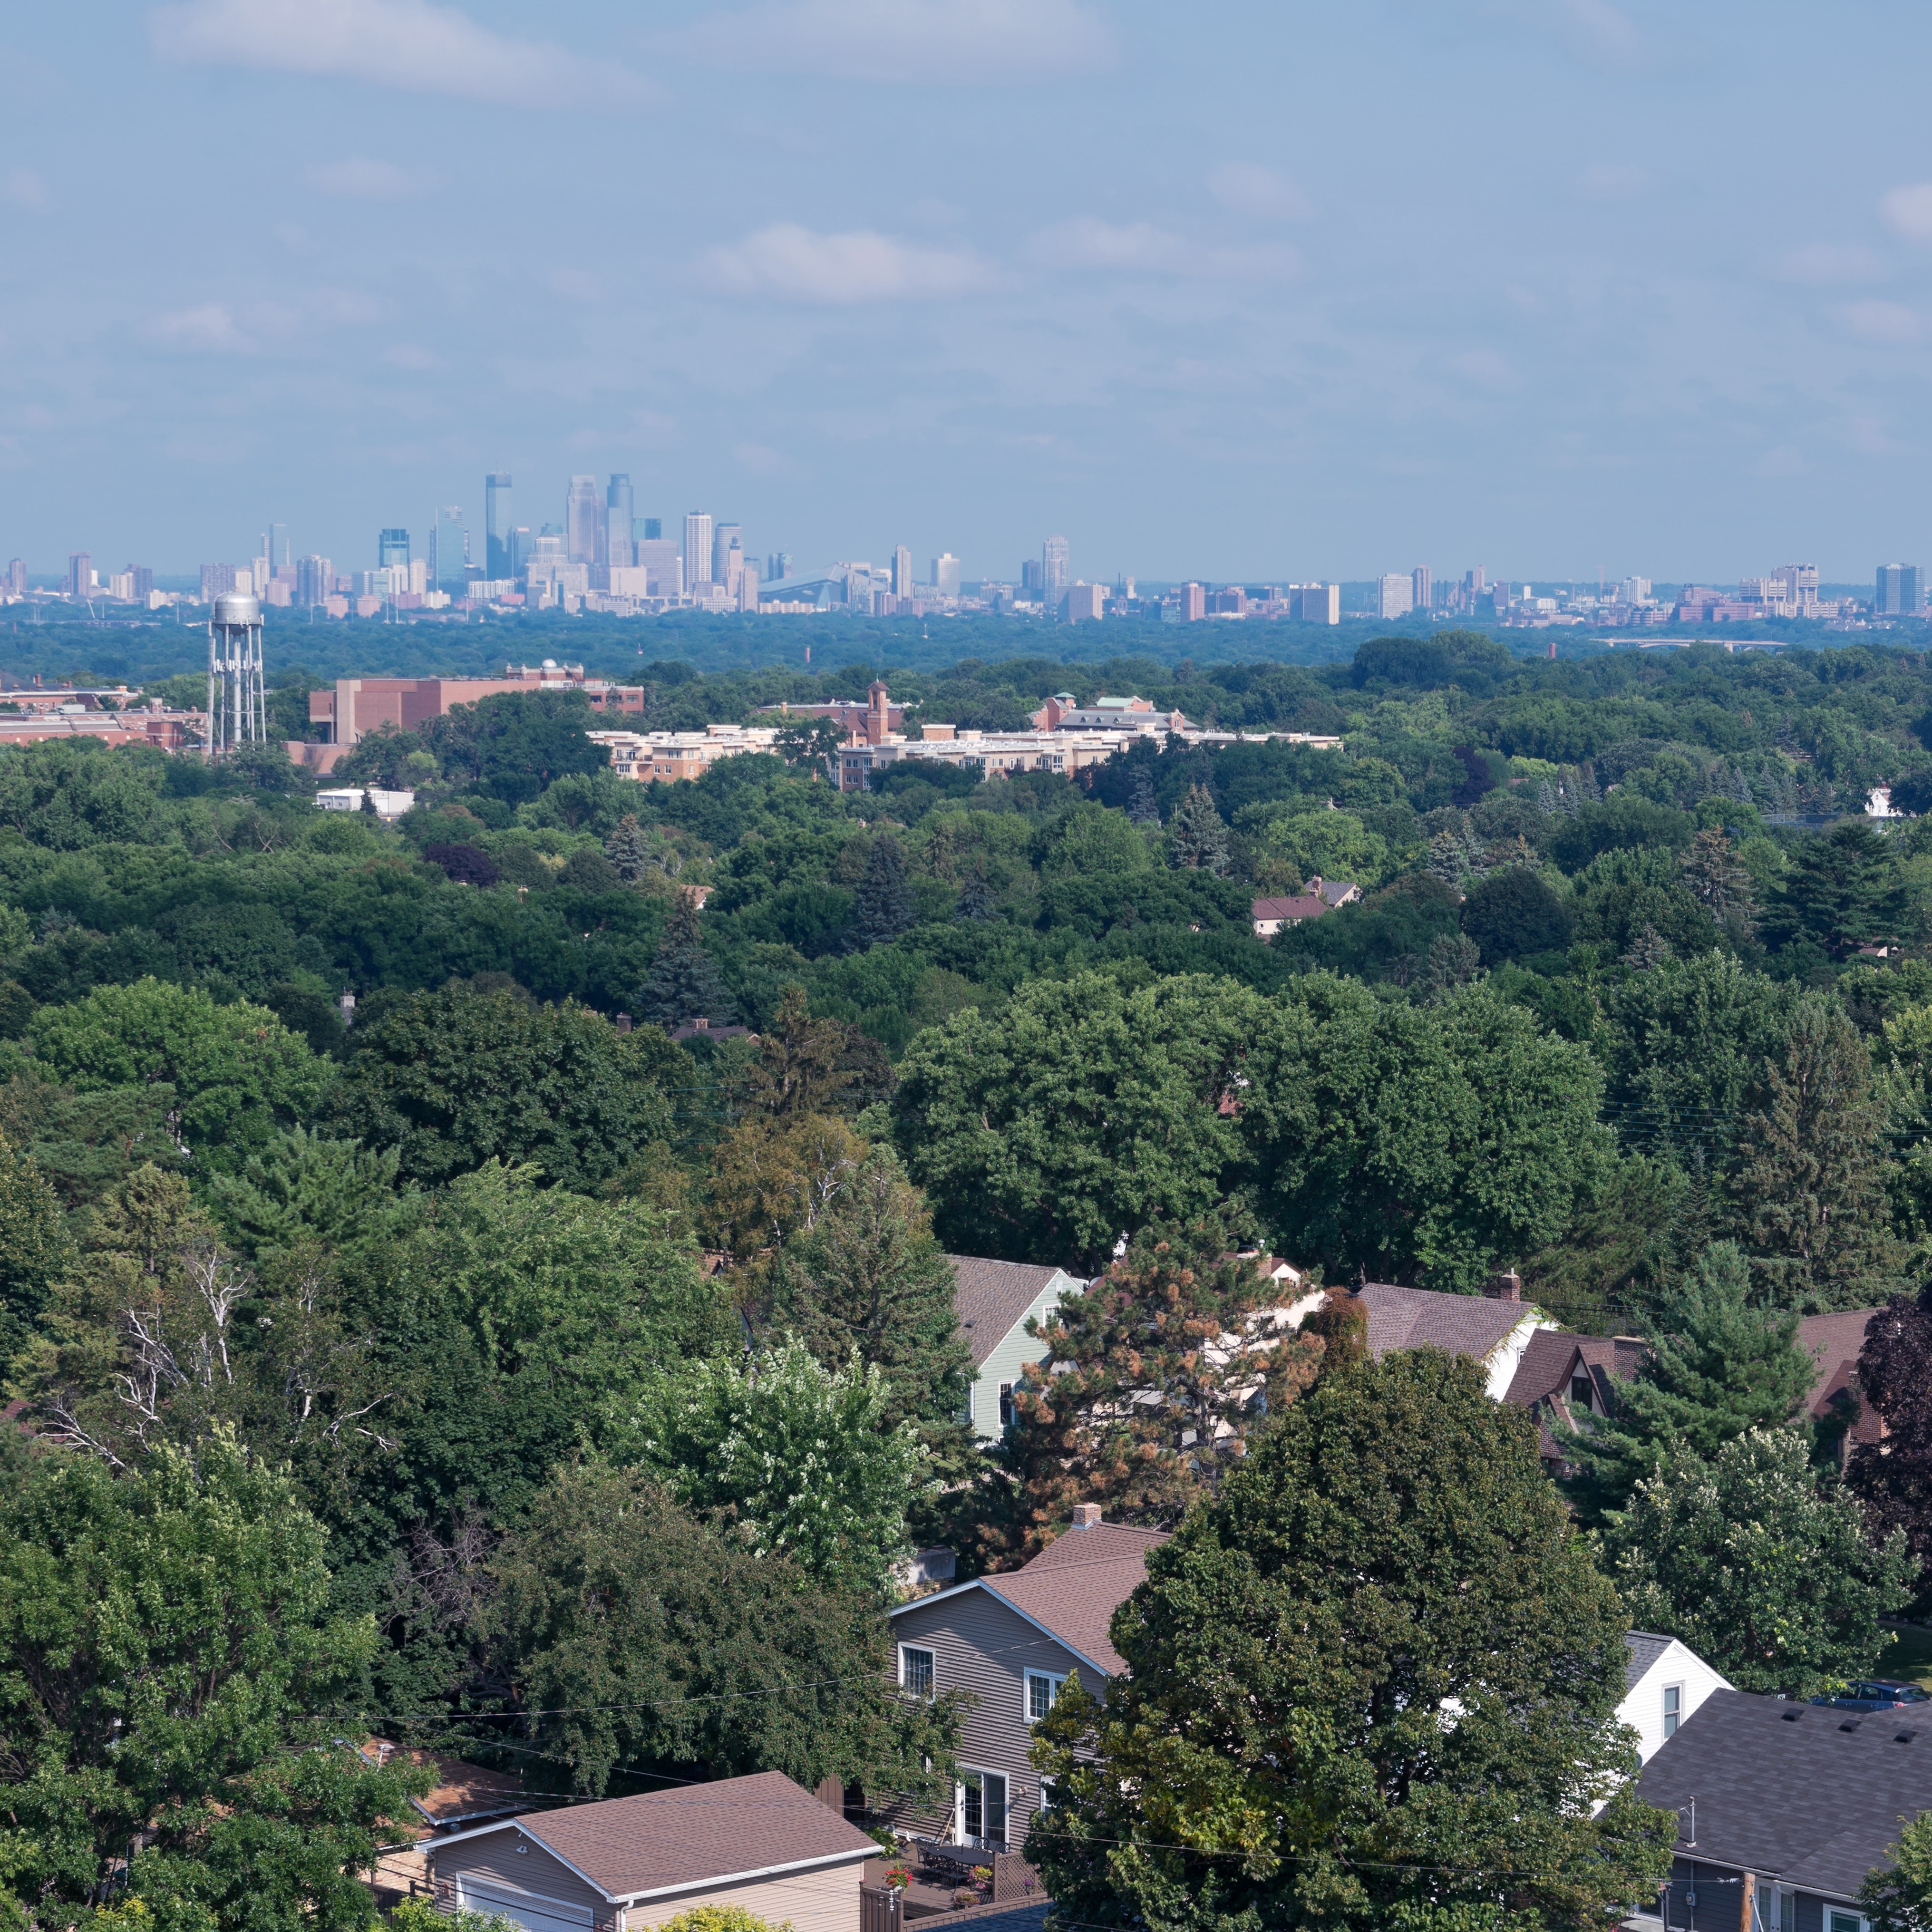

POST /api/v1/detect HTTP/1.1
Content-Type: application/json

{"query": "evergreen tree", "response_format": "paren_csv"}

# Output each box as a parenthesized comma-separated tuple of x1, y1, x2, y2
(1770, 819, 1910, 958)
(1426, 825, 1469, 885)
(640, 891, 736, 1029)
(0, 1134, 74, 1383)
(1621, 922, 1674, 969)
(953, 861, 995, 922)
(1165, 783, 1229, 874)
(1419, 929, 1482, 998)
(1728, 998, 1901, 1309)
(1679, 826, 1754, 927)
(1025, 1348, 1676, 1932)
(605, 812, 650, 882)
(1562, 1240, 1817, 1524)
(1127, 764, 1161, 828)
(1602, 1428, 1915, 1696)
(853, 835, 914, 947)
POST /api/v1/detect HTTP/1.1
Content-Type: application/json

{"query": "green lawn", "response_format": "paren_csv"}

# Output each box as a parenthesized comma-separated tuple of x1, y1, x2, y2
(1880, 1622, 1932, 1690)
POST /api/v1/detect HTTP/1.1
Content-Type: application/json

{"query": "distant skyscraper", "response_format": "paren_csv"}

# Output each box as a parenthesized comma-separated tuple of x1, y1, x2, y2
(132, 566, 153, 602)
(1042, 535, 1069, 593)
(295, 555, 332, 605)
(509, 526, 532, 577)
(1412, 566, 1431, 612)
(1878, 563, 1922, 615)
(641, 518, 662, 542)
(485, 475, 513, 578)
(684, 513, 714, 589)
(67, 552, 91, 597)
(433, 508, 468, 593)
(768, 551, 793, 583)
(6, 560, 23, 595)
(379, 528, 410, 571)
(712, 522, 742, 585)
(932, 553, 961, 596)
(893, 546, 913, 597)
(1021, 559, 1044, 593)
(270, 523, 289, 568)
(1377, 573, 1414, 620)
(603, 475, 633, 569)
(1464, 566, 1485, 594)
(566, 476, 600, 565)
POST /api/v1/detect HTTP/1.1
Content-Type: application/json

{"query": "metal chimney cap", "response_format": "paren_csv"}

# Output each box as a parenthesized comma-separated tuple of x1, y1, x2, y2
(212, 593, 261, 625)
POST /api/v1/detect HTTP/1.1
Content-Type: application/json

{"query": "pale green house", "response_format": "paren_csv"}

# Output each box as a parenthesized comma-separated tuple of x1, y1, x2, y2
(949, 1254, 1087, 1441)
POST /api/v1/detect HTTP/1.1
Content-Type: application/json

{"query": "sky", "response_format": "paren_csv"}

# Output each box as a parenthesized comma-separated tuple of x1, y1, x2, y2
(4, 0, 1932, 588)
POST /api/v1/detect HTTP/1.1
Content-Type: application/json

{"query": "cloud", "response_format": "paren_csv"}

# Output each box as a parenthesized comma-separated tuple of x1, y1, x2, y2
(1030, 217, 1299, 280)
(1880, 183, 1932, 243)
(1575, 162, 1657, 201)
(1, 167, 49, 212)
(1774, 243, 1884, 285)
(301, 156, 440, 199)
(681, 0, 1112, 84)
(1206, 164, 1311, 222)
(149, 0, 647, 110)
(1837, 300, 1924, 345)
(699, 223, 990, 302)
(145, 303, 254, 352)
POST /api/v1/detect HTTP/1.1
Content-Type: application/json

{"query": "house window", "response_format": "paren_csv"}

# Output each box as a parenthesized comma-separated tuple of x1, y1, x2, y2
(1827, 1913, 1867, 1932)
(1027, 1670, 1067, 1723)
(1569, 1369, 1594, 1409)
(961, 1768, 1007, 1846)
(901, 1646, 935, 1700)
(1662, 1684, 1682, 1738)
(999, 1384, 1014, 1429)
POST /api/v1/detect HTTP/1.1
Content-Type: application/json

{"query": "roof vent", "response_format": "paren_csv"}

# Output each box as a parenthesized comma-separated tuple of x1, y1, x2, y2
(1781, 1709, 1802, 1722)
(1841, 1719, 1864, 1733)
(1897, 1731, 1917, 1745)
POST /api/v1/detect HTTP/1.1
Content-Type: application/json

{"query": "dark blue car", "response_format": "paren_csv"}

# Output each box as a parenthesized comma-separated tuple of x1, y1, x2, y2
(1811, 1680, 1932, 1712)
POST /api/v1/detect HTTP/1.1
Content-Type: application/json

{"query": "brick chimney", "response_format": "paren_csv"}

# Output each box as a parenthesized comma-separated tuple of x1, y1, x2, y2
(1069, 1503, 1102, 1530)
(1485, 1269, 1522, 1302)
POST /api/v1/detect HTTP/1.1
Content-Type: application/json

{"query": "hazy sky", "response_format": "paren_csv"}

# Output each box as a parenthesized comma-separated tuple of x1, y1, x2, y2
(5, 0, 1932, 586)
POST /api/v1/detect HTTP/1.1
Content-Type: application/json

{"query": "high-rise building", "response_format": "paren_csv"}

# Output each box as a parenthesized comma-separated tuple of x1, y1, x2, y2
(1464, 566, 1485, 594)
(1618, 576, 1651, 604)
(641, 518, 662, 542)
(485, 475, 513, 578)
(566, 476, 600, 565)
(712, 522, 742, 586)
(132, 566, 153, 602)
(509, 527, 532, 577)
(433, 508, 468, 592)
(684, 513, 714, 589)
(1377, 573, 1414, 620)
(932, 553, 961, 597)
(602, 475, 633, 570)
(379, 528, 411, 571)
(6, 560, 23, 595)
(767, 551, 793, 583)
(1021, 559, 1044, 593)
(637, 539, 680, 599)
(1412, 566, 1431, 612)
(1877, 564, 1922, 615)
(68, 552, 91, 597)
(1042, 535, 1069, 593)
(270, 523, 289, 569)
(295, 555, 332, 605)
(893, 546, 913, 598)
(1292, 583, 1339, 624)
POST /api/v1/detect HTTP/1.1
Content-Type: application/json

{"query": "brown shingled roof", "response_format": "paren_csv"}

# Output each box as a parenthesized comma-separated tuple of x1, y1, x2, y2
(983, 1522, 1168, 1677)
(948, 1255, 1075, 1372)
(1355, 1282, 1535, 1363)
(503, 1772, 876, 1901)
(1798, 1307, 1883, 1446)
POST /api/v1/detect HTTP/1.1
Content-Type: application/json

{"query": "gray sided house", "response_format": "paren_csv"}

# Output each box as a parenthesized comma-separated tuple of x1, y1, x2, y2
(1634, 1690, 1932, 1932)
(950, 1255, 1085, 1442)
(887, 1511, 1165, 1853)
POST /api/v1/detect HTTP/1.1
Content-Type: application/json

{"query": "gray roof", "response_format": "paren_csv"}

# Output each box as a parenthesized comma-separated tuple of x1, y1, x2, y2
(1625, 1631, 1673, 1693)
(1357, 1283, 1534, 1364)
(1635, 1690, 1932, 1899)
(948, 1255, 1076, 1371)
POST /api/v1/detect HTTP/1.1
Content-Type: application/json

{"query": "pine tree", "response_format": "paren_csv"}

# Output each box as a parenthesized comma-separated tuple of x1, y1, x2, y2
(1728, 998, 1901, 1309)
(853, 835, 914, 948)
(1419, 930, 1482, 998)
(953, 862, 995, 922)
(1426, 828, 1468, 886)
(604, 813, 650, 883)
(639, 891, 735, 1029)
(1165, 783, 1229, 874)
(1127, 764, 1161, 828)
(1621, 922, 1674, 970)
(1562, 1240, 1819, 1524)
(1680, 826, 1755, 932)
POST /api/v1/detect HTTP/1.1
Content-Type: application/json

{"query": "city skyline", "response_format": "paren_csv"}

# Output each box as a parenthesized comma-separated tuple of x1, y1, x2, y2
(8, 2, 1932, 583)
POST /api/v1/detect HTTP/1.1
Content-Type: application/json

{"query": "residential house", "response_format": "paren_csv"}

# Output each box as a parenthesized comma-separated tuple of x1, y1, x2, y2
(424, 1771, 878, 1932)
(1251, 877, 1360, 939)
(1348, 1276, 1554, 1400)
(886, 1507, 1166, 1853)
(1633, 1690, 1932, 1932)
(1304, 874, 1362, 909)
(1619, 1634, 1732, 1767)
(359, 1744, 528, 1902)
(949, 1256, 1087, 1442)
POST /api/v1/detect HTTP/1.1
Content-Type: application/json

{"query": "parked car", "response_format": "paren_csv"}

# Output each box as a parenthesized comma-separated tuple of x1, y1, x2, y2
(1810, 1680, 1930, 1712)
(1871, 1680, 1932, 1704)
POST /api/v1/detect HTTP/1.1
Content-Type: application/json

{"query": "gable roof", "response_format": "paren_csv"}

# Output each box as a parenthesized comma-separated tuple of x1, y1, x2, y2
(431, 1772, 876, 1903)
(1798, 1308, 1883, 1446)
(1635, 1690, 1932, 1899)
(1505, 1329, 1648, 1409)
(1624, 1631, 1674, 1693)
(1356, 1282, 1535, 1364)
(948, 1255, 1076, 1371)
(891, 1520, 1168, 1679)
(1252, 895, 1326, 922)
(357, 1742, 527, 1831)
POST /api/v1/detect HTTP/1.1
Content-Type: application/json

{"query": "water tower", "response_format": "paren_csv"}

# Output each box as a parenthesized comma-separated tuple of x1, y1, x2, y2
(206, 591, 265, 754)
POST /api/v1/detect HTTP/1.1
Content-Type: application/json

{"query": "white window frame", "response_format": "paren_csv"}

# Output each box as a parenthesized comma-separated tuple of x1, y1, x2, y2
(999, 1383, 1015, 1429)
(956, 1766, 1009, 1847)
(1826, 1912, 1868, 1932)
(1026, 1669, 1067, 1725)
(1662, 1682, 1683, 1738)
(900, 1644, 935, 1701)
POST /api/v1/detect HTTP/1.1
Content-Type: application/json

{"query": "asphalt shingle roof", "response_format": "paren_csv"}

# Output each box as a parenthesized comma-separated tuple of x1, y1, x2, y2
(1624, 1631, 1673, 1694)
(948, 1255, 1073, 1372)
(1356, 1283, 1533, 1364)
(981, 1523, 1170, 1678)
(1635, 1690, 1932, 1899)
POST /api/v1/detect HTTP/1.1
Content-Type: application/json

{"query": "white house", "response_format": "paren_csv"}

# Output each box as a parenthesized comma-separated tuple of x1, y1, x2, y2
(1620, 1631, 1732, 1765)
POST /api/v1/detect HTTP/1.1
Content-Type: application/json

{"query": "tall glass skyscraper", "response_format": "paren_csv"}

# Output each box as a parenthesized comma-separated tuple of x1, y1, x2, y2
(567, 476, 600, 565)
(603, 474, 633, 569)
(1042, 535, 1070, 593)
(641, 518, 662, 542)
(378, 528, 410, 570)
(712, 522, 742, 585)
(433, 507, 468, 593)
(684, 513, 713, 590)
(485, 475, 513, 579)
